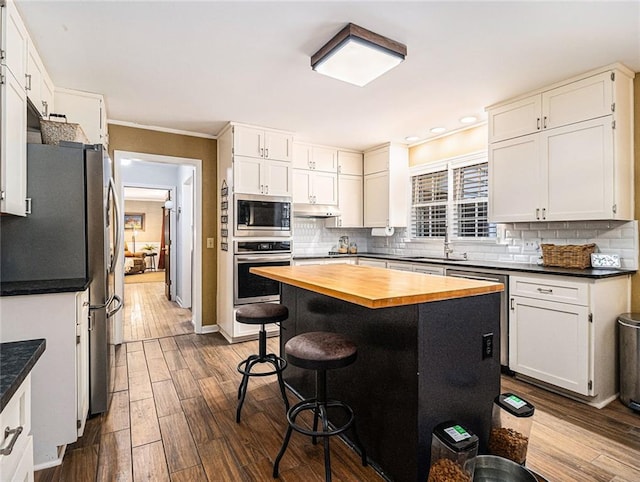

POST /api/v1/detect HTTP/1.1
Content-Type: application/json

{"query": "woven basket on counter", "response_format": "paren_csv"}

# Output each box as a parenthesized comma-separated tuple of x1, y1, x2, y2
(40, 114, 89, 146)
(540, 243, 596, 269)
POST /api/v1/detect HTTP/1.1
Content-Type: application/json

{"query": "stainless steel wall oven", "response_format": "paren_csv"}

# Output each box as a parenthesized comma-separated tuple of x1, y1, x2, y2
(234, 240, 292, 305)
(234, 194, 291, 237)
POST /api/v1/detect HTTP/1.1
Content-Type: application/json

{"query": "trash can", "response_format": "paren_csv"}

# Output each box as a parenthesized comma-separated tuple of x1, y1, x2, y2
(618, 313, 640, 412)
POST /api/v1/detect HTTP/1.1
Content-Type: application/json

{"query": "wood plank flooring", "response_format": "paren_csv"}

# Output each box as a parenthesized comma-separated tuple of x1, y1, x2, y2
(35, 281, 640, 481)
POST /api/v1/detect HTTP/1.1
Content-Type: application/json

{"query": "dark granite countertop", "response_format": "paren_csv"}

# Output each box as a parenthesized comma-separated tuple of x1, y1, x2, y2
(1, 339, 46, 411)
(0, 278, 90, 296)
(293, 253, 635, 279)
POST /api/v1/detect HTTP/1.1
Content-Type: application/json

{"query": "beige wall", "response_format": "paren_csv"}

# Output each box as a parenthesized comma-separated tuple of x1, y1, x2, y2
(633, 76, 640, 311)
(123, 200, 164, 245)
(108, 124, 218, 326)
(409, 124, 488, 167)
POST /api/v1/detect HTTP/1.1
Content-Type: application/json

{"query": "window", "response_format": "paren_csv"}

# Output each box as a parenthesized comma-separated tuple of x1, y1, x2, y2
(410, 153, 495, 240)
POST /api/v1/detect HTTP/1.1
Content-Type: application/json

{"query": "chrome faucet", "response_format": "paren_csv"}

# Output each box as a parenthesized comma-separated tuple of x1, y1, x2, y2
(444, 228, 454, 259)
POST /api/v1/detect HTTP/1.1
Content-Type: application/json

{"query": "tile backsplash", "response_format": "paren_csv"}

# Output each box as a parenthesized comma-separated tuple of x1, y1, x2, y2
(293, 219, 638, 270)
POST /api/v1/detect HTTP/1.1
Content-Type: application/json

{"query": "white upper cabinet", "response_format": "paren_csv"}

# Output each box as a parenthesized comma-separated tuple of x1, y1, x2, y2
(54, 88, 108, 146)
(488, 64, 634, 222)
(363, 143, 408, 227)
(1, 0, 28, 82)
(26, 40, 54, 118)
(326, 150, 364, 228)
(292, 168, 337, 205)
(292, 142, 338, 172)
(488, 71, 614, 143)
(234, 125, 292, 162)
(234, 155, 292, 196)
(0, 0, 28, 216)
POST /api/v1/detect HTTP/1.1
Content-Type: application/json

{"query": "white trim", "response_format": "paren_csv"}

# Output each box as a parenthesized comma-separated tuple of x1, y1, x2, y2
(108, 119, 216, 139)
(410, 150, 487, 176)
(113, 150, 204, 342)
(200, 323, 219, 334)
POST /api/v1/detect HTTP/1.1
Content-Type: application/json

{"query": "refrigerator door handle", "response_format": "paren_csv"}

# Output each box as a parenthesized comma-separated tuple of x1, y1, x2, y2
(108, 177, 122, 273)
(106, 294, 123, 318)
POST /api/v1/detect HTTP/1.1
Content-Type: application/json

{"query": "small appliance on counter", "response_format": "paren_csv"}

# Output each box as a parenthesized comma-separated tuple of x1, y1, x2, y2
(428, 421, 479, 482)
(488, 392, 535, 465)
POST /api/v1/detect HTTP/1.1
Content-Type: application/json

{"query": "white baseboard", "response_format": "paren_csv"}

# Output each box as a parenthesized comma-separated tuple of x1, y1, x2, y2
(200, 324, 219, 334)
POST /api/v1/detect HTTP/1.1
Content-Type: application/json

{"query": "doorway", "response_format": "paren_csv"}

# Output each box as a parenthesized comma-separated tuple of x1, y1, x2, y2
(113, 150, 202, 344)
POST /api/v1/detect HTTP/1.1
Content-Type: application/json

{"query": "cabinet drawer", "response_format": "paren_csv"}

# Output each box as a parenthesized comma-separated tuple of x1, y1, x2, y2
(510, 275, 588, 305)
(0, 375, 31, 480)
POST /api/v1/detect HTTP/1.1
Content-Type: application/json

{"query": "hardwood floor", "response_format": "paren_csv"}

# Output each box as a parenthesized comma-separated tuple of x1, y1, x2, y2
(35, 281, 640, 481)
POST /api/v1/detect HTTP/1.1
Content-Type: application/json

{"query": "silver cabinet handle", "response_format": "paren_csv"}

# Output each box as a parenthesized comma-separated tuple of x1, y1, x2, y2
(542, 208, 546, 219)
(510, 298, 515, 310)
(535, 208, 540, 220)
(265, 185, 269, 194)
(265, 148, 269, 158)
(260, 184, 264, 194)
(42, 100, 48, 117)
(25, 74, 31, 91)
(537, 288, 553, 294)
(1, 426, 24, 456)
(537, 118, 541, 130)
(543, 116, 548, 129)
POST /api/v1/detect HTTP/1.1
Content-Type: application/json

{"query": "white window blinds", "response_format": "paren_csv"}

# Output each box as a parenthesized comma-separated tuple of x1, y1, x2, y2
(410, 158, 495, 240)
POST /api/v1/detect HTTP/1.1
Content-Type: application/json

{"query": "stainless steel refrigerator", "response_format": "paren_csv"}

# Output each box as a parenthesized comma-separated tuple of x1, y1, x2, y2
(0, 141, 122, 415)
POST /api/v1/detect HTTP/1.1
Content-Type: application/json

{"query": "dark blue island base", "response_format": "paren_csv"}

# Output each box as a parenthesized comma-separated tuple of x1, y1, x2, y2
(279, 284, 501, 482)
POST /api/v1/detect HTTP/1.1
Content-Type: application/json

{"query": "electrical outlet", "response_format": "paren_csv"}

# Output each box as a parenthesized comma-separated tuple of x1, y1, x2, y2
(482, 333, 494, 359)
(206, 238, 214, 248)
(523, 239, 540, 252)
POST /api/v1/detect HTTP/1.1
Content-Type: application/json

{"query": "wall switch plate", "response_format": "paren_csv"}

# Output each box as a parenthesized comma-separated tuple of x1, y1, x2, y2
(206, 237, 214, 248)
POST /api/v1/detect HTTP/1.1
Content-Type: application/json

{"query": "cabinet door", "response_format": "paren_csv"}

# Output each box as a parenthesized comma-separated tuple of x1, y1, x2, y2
(488, 135, 540, 222)
(54, 89, 104, 145)
(264, 159, 291, 196)
(364, 147, 388, 175)
(41, 70, 54, 117)
(510, 296, 591, 395)
(542, 72, 612, 130)
(264, 131, 292, 161)
(336, 174, 362, 227)
(311, 146, 337, 172)
(338, 151, 363, 176)
(414, 266, 445, 276)
(387, 262, 414, 272)
(363, 171, 389, 227)
(292, 169, 312, 203)
(357, 258, 387, 268)
(312, 171, 338, 205)
(1, 0, 28, 82)
(233, 156, 263, 195)
(234, 126, 264, 158)
(76, 291, 89, 436)
(543, 117, 614, 221)
(488, 94, 541, 142)
(1, 66, 27, 216)
(26, 43, 43, 112)
(292, 142, 311, 169)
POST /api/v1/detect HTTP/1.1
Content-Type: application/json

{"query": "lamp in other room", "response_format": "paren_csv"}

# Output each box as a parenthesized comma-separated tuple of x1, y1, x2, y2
(164, 200, 174, 211)
(311, 23, 406, 87)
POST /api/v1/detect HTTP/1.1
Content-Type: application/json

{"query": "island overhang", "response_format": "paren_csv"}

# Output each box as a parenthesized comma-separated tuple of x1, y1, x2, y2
(250, 264, 503, 309)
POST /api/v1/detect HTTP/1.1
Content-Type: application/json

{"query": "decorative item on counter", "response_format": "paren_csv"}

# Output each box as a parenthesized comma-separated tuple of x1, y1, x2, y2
(338, 235, 349, 253)
(488, 392, 535, 465)
(590, 253, 621, 268)
(540, 243, 596, 269)
(428, 421, 478, 482)
(349, 242, 358, 254)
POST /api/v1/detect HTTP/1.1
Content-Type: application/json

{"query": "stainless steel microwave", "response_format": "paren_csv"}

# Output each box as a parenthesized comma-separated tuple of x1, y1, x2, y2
(234, 194, 291, 237)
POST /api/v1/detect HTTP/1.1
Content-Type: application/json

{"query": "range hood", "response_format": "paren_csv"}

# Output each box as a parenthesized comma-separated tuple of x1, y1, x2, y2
(293, 203, 341, 218)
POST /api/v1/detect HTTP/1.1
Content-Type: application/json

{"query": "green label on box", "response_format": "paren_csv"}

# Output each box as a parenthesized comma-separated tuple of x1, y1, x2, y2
(505, 395, 526, 410)
(445, 425, 470, 442)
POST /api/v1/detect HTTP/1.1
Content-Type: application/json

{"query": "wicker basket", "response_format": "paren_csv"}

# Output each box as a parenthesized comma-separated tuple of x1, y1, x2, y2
(40, 114, 89, 146)
(540, 243, 596, 269)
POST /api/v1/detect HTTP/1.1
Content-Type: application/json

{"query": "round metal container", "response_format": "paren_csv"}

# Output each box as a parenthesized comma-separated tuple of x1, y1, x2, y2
(474, 455, 537, 482)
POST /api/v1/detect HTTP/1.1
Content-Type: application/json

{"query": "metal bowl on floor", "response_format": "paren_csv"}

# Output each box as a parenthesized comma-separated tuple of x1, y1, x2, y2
(474, 455, 537, 482)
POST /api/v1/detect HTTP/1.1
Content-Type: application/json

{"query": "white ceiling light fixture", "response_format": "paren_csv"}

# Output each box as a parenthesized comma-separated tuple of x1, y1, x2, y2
(430, 127, 446, 134)
(405, 135, 420, 142)
(311, 23, 407, 87)
(459, 116, 477, 124)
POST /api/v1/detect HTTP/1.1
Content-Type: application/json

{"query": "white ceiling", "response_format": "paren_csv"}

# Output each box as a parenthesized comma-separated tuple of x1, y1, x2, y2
(16, 1, 640, 152)
(124, 187, 169, 202)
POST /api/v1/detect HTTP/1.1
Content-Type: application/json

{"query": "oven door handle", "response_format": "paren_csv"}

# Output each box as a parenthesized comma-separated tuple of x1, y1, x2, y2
(235, 255, 291, 262)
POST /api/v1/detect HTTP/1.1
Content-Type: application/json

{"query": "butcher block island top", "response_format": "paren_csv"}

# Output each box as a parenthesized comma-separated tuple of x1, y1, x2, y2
(251, 264, 503, 308)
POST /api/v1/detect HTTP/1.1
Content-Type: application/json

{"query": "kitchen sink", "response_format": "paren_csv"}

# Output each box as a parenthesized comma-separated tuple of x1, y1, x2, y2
(408, 256, 468, 262)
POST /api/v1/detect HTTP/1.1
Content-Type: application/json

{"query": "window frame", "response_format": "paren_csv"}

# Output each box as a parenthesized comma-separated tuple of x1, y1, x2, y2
(409, 151, 494, 241)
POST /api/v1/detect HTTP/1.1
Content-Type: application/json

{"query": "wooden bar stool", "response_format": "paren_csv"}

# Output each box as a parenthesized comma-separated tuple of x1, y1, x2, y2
(273, 331, 367, 481)
(235, 303, 289, 423)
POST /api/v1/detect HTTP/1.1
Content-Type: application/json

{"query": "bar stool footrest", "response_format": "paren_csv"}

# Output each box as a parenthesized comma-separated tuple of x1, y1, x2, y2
(237, 354, 287, 377)
(287, 399, 355, 438)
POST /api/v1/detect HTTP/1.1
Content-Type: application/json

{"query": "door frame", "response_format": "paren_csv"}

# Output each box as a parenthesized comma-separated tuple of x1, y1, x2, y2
(113, 150, 203, 343)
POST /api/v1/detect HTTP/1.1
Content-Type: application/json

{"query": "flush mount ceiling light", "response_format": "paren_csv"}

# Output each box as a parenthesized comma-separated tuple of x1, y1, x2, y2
(430, 127, 446, 134)
(311, 23, 407, 87)
(405, 135, 420, 142)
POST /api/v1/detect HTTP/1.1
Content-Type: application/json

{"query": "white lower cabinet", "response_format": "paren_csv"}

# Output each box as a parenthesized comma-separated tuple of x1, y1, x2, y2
(0, 290, 89, 468)
(293, 258, 356, 266)
(0, 375, 33, 482)
(509, 274, 629, 407)
(357, 258, 387, 268)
